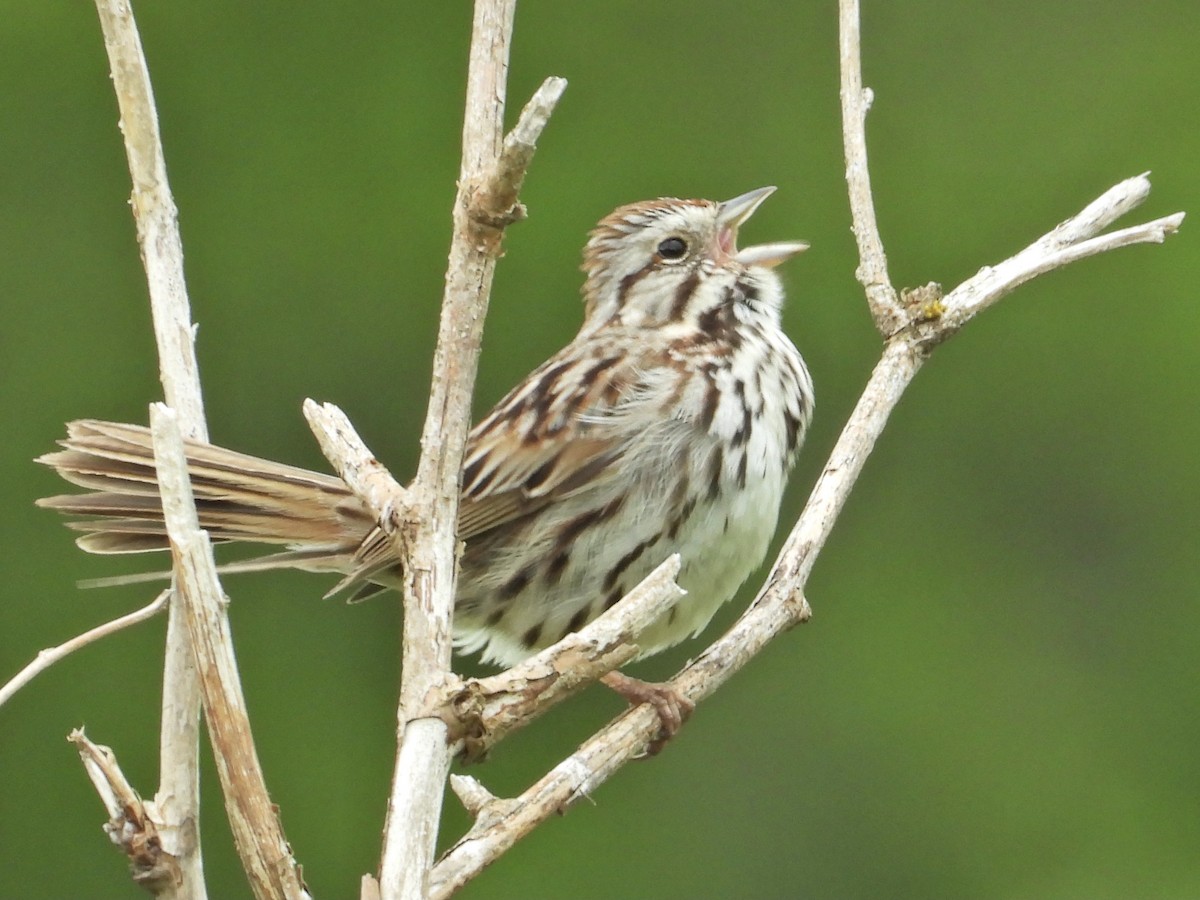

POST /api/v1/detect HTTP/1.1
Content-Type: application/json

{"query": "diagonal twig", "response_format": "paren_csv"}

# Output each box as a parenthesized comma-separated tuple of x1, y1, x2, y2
(436, 555, 685, 761)
(150, 404, 310, 900)
(0, 591, 169, 710)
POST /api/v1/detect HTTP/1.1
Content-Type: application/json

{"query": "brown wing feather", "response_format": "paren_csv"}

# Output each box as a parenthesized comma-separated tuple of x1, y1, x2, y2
(331, 342, 637, 594)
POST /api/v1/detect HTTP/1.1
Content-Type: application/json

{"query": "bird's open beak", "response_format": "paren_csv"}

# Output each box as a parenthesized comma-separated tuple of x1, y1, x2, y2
(716, 186, 809, 269)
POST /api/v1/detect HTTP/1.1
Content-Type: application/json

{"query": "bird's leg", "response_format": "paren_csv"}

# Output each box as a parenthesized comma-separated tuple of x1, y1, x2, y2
(601, 670, 695, 756)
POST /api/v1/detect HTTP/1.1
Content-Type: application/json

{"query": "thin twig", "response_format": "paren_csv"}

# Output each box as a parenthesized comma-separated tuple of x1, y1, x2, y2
(150, 405, 310, 900)
(936, 176, 1183, 331)
(92, 2, 207, 894)
(303, 399, 411, 527)
(448, 775, 502, 818)
(839, 0, 904, 335)
(471, 76, 568, 227)
(0, 591, 169, 710)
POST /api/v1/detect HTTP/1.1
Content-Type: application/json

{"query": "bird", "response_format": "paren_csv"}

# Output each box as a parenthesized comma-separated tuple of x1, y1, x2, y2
(38, 186, 813, 737)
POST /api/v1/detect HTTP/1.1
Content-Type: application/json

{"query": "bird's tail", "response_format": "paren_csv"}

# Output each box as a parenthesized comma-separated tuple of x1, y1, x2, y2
(36, 419, 375, 587)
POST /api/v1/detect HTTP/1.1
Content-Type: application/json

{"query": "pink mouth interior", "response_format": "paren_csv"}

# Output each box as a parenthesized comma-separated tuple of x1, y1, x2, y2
(718, 227, 737, 254)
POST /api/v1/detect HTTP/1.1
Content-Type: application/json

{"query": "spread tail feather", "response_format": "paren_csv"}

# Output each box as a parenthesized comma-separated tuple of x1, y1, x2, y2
(37, 420, 379, 590)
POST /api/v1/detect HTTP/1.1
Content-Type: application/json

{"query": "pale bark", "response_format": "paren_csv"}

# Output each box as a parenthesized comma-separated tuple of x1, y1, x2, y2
(92, 0, 209, 894)
(372, 4, 568, 898)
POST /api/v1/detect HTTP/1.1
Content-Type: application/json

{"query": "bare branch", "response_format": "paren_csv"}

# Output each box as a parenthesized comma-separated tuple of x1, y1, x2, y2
(70, 730, 183, 893)
(471, 75, 568, 227)
(0, 591, 169, 710)
(93, 0, 205, 433)
(839, 0, 904, 335)
(448, 775, 503, 818)
(377, 1, 568, 896)
(936, 176, 1184, 332)
(303, 399, 412, 528)
(92, 1, 207, 892)
(150, 404, 310, 900)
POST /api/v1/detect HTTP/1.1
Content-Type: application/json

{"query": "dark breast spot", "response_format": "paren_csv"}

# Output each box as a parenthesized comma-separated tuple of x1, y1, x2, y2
(602, 539, 653, 591)
(499, 565, 534, 600)
(731, 380, 752, 447)
(667, 496, 696, 540)
(707, 445, 724, 500)
(697, 303, 726, 338)
(784, 407, 803, 453)
(563, 607, 591, 640)
(522, 623, 543, 649)
(545, 550, 571, 585)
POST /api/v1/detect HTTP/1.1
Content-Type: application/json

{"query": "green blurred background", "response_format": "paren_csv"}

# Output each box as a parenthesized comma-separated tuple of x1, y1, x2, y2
(2, 1, 1197, 897)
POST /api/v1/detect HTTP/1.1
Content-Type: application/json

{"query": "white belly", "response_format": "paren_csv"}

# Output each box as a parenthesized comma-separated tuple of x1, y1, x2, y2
(634, 462, 786, 657)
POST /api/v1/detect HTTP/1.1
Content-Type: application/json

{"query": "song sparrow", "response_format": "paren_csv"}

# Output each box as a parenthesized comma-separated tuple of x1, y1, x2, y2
(39, 187, 813, 673)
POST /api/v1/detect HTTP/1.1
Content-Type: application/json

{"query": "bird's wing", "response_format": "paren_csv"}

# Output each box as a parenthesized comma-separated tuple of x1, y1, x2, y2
(337, 339, 656, 594)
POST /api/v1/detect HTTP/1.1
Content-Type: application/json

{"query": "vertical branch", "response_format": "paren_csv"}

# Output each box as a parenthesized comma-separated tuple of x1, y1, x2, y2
(150, 406, 310, 900)
(839, 0, 905, 335)
(94, 0, 207, 432)
(92, 2, 207, 894)
(377, 1, 517, 897)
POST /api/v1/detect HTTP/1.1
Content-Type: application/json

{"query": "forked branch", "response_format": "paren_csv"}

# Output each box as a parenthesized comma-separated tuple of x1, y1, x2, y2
(0, 591, 169, 710)
(92, 0, 209, 895)
(373, 2, 568, 898)
(90, 3, 308, 898)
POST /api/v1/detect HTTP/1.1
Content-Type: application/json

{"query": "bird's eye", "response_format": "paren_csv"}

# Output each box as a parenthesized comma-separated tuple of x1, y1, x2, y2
(656, 237, 688, 260)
